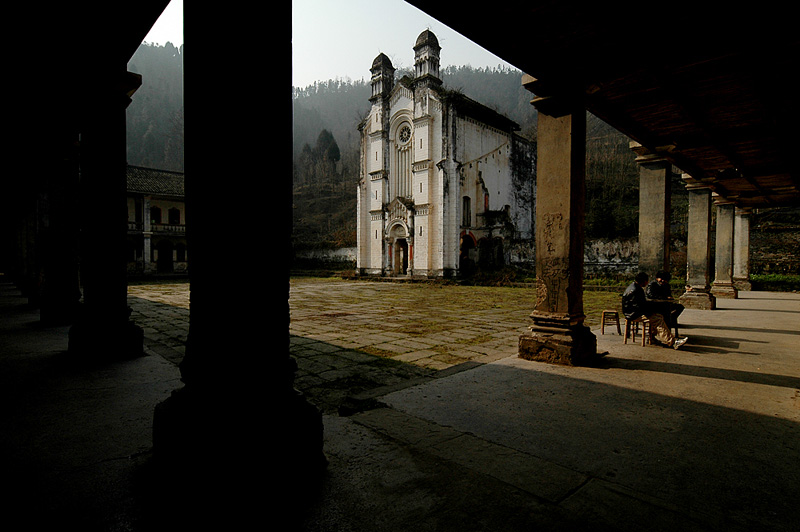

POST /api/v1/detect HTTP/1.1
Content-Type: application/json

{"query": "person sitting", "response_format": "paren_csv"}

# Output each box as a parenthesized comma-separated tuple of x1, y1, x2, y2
(645, 270, 684, 331)
(622, 272, 688, 349)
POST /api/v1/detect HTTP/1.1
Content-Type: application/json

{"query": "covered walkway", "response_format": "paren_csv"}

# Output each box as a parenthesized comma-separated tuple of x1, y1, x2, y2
(2, 2, 797, 528)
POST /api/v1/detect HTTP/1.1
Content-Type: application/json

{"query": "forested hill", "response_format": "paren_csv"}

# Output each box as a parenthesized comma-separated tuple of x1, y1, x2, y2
(123, 48, 798, 276)
(123, 51, 642, 252)
(291, 66, 642, 252)
(292, 66, 539, 163)
(126, 43, 184, 172)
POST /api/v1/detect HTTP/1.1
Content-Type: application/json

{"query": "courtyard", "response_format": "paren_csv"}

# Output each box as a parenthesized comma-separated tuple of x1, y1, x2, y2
(282, 279, 800, 531)
(122, 277, 800, 530)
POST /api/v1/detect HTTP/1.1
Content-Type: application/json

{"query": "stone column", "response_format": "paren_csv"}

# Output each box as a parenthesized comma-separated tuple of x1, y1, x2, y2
(680, 177, 716, 309)
(711, 199, 738, 299)
(39, 129, 81, 326)
(408, 236, 415, 275)
(143, 195, 153, 274)
(733, 207, 752, 291)
(631, 142, 671, 276)
(68, 67, 144, 359)
(518, 76, 599, 366)
(152, 35, 325, 519)
(384, 235, 392, 274)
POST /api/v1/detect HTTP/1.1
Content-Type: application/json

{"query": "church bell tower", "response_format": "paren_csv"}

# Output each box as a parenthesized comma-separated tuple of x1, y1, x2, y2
(413, 29, 442, 89)
(370, 53, 395, 102)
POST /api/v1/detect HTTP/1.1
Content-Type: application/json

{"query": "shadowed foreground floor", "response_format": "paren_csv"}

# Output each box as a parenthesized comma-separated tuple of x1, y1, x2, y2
(0, 279, 797, 530)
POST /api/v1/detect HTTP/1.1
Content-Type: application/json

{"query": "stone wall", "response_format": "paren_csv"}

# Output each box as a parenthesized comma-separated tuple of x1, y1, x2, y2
(295, 247, 357, 263)
(584, 238, 638, 276)
(750, 227, 800, 274)
(298, 228, 800, 277)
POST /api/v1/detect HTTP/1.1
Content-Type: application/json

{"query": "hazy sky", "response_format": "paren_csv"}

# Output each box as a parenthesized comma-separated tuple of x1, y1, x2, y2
(142, 0, 183, 47)
(140, 0, 514, 88)
(291, 0, 514, 88)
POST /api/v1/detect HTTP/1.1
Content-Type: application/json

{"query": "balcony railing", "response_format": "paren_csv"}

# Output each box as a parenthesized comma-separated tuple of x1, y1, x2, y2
(153, 223, 186, 233)
(128, 222, 186, 234)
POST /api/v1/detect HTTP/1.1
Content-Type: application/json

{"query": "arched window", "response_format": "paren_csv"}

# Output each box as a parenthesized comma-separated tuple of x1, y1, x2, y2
(462, 196, 471, 227)
(390, 121, 412, 199)
(168, 207, 181, 225)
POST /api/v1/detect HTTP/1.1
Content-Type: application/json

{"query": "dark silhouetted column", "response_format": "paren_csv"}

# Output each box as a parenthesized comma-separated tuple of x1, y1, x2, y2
(68, 66, 144, 359)
(39, 129, 81, 326)
(151, 29, 325, 526)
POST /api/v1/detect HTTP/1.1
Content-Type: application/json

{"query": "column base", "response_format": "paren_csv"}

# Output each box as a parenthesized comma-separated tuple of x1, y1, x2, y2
(151, 375, 327, 523)
(68, 321, 144, 361)
(67, 310, 144, 360)
(519, 323, 601, 366)
(680, 289, 717, 310)
(40, 300, 80, 327)
(733, 278, 752, 291)
(711, 282, 738, 299)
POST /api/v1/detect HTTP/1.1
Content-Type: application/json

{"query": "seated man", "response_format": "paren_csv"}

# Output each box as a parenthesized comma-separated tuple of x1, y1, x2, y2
(622, 272, 688, 349)
(645, 270, 684, 330)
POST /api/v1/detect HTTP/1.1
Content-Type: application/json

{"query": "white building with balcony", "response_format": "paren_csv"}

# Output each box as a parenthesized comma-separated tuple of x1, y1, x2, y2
(126, 165, 187, 276)
(356, 30, 535, 278)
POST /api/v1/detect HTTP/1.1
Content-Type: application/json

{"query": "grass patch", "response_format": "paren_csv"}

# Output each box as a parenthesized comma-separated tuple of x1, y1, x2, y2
(292, 273, 627, 331)
(751, 273, 800, 292)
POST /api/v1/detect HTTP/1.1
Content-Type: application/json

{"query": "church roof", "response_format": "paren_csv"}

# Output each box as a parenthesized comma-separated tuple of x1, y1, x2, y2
(442, 90, 521, 133)
(126, 165, 184, 197)
(414, 29, 440, 50)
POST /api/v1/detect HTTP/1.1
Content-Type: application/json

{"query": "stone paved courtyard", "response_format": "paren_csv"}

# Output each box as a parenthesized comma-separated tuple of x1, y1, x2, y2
(121, 279, 800, 531)
(288, 278, 535, 370)
(127, 282, 190, 366)
(127, 277, 620, 414)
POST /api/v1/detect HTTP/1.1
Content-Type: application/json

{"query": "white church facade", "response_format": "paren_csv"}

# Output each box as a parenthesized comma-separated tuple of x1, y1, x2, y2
(356, 30, 535, 279)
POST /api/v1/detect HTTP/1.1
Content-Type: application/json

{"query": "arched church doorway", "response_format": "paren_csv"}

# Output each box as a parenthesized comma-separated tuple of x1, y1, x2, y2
(387, 223, 410, 276)
(394, 239, 409, 275)
(460, 232, 477, 276)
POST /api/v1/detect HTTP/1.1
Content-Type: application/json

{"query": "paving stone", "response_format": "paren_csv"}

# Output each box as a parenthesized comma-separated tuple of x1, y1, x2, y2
(393, 350, 440, 363)
(372, 342, 416, 354)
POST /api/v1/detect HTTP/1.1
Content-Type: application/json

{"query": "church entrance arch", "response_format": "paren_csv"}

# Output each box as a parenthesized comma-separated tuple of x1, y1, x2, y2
(460, 231, 477, 276)
(387, 222, 410, 276)
(394, 239, 409, 275)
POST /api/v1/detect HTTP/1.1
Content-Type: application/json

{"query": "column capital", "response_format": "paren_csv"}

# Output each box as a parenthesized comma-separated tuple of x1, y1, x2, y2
(630, 141, 677, 164)
(80, 69, 143, 111)
(712, 192, 737, 206)
(681, 173, 714, 190)
(523, 74, 583, 117)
